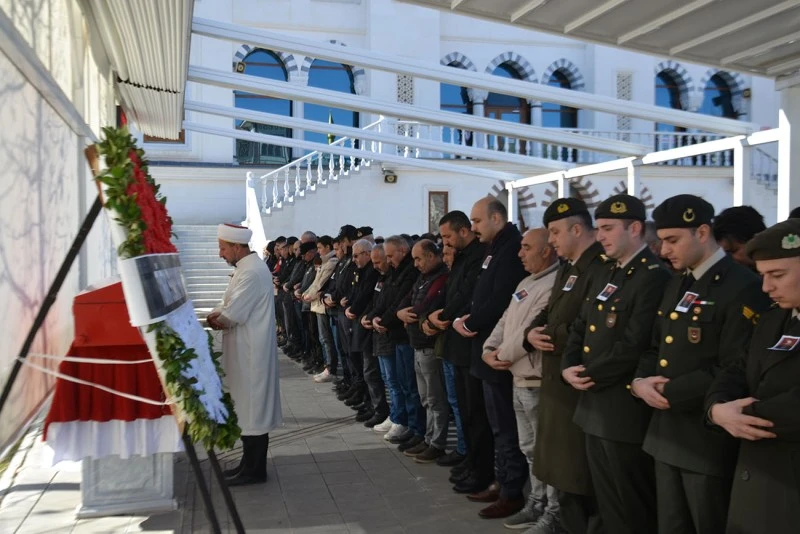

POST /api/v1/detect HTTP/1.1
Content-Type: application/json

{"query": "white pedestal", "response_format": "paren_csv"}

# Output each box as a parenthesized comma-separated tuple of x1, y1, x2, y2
(77, 453, 176, 518)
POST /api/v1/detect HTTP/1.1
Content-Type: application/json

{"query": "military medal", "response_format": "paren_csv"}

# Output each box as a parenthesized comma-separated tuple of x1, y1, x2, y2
(513, 288, 529, 302)
(606, 313, 617, 328)
(688, 326, 702, 344)
(562, 275, 578, 291)
(596, 283, 618, 302)
(482, 255, 492, 269)
(769, 335, 800, 351)
(675, 291, 700, 313)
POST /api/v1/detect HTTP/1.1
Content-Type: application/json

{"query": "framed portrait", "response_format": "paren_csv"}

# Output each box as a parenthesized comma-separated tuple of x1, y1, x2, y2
(428, 191, 449, 233)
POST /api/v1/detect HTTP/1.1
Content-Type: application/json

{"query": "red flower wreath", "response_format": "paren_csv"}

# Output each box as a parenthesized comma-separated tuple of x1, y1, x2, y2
(127, 149, 176, 254)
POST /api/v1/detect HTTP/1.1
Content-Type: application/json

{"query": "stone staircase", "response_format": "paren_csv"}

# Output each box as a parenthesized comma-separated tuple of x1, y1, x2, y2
(174, 224, 231, 320)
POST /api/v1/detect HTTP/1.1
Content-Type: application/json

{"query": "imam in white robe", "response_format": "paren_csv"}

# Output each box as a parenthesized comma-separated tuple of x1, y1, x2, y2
(212, 252, 282, 436)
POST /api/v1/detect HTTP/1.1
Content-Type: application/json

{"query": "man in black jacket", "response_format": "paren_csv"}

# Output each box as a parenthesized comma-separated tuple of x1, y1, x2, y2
(367, 235, 425, 450)
(297, 240, 322, 373)
(452, 196, 528, 519)
(428, 212, 489, 488)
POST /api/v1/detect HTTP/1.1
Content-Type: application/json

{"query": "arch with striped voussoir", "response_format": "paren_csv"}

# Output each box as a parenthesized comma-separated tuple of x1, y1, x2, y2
(233, 45, 297, 74)
(698, 69, 748, 115)
(540, 176, 601, 209)
(484, 52, 537, 83)
(489, 180, 537, 210)
(541, 59, 585, 91)
(654, 60, 692, 110)
(299, 41, 366, 93)
(440, 51, 477, 72)
(611, 180, 655, 210)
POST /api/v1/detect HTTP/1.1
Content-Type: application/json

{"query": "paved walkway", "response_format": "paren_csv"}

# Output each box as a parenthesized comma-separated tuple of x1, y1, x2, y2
(0, 351, 514, 533)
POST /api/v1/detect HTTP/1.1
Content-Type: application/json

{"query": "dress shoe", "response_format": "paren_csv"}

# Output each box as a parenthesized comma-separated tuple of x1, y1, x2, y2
(355, 410, 374, 422)
(226, 473, 267, 487)
(478, 497, 525, 520)
(449, 469, 472, 484)
(450, 458, 470, 475)
(467, 481, 500, 502)
(452, 476, 492, 494)
(436, 450, 465, 467)
(414, 445, 445, 464)
(397, 434, 424, 452)
(223, 467, 241, 478)
(402, 440, 429, 457)
(344, 395, 363, 407)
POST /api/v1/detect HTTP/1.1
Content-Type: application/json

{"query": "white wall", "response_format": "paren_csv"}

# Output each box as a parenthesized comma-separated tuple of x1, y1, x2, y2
(0, 0, 116, 449)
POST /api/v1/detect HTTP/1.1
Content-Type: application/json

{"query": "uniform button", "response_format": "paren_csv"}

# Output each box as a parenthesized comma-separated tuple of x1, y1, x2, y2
(583, 346, 590, 353)
(626, 384, 632, 390)
(741, 470, 750, 481)
(665, 335, 674, 344)
(659, 359, 668, 368)
(670, 312, 679, 320)
(611, 306, 616, 311)
(641, 258, 647, 263)
(589, 325, 596, 332)
(597, 304, 603, 311)
(692, 315, 698, 321)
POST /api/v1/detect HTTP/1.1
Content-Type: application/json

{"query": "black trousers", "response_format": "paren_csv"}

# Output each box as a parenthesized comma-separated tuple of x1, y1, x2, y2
(483, 373, 528, 500)
(558, 490, 606, 534)
(453, 365, 494, 486)
(654, 460, 732, 534)
(363, 343, 388, 416)
(281, 293, 302, 346)
(303, 310, 322, 363)
(585, 434, 657, 534)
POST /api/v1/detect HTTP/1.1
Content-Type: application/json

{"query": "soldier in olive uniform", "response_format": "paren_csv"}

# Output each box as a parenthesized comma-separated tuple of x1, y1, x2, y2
(706, 218, 800, 534)
(633, 195, 770, 534)
(523, 198, 607, 534)
(562, 194, 670, 534)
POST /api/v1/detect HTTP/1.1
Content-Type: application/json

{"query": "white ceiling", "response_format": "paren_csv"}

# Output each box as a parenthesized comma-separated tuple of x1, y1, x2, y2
(401, 0, 800, 80)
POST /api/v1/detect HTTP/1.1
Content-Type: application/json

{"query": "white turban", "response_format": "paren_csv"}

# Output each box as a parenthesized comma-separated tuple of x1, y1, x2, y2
(217, 223, 252, 244)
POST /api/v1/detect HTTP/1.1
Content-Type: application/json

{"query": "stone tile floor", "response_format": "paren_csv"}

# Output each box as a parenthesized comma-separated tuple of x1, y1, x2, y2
(0, 352, 513, 533)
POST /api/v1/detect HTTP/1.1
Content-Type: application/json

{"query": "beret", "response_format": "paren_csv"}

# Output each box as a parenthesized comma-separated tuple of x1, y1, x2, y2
(542, 197, 589, 226)
(594, 194, 646, 222)
(746, 219, 800, 261)
(653, 194, 714, 230)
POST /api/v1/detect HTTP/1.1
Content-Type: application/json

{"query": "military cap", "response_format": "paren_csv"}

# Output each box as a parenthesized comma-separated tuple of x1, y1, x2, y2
(746, 218, 800, 261)
(357, 226, 374, 238)
(299, 241, 317, 255)
(543, 197, 589, 226)
(336, 224, 359, 241)
(652, 194, 714, 230)
(594, 194, 646, 221)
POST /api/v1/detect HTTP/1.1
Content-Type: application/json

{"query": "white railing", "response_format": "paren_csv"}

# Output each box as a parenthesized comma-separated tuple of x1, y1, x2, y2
(255, 118, 385, 214)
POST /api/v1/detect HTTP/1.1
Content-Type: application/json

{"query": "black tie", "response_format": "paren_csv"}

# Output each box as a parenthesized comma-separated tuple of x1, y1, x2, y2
(679, 273, 695, 295)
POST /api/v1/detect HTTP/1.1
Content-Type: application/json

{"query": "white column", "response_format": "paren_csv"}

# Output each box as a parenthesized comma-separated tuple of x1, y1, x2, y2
(288, 71, 308, 159)
(778, 85, 800, 221)
(468, 88, 488, 149)
(732, 142, 751, 207)
(530, 100, 542, 156)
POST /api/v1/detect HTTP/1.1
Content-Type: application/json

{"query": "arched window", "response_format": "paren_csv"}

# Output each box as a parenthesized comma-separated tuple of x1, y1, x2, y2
(440, 62, 472, 148)
(304, 59, 359, 151)
(654, 71, 685, 133)
(234, 49, 292, 165)
(700, 74, 737, 119)
(486, 63, 529, 152)
(542, 70, 577, 129)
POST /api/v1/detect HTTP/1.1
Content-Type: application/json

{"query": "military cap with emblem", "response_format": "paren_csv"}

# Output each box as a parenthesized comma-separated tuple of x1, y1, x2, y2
(594, 194, 646, 221)
(746, 218, 800, 261)
(652, 194, 714, 230)
(542, 197, 589, 226)
(356, 226, 374, 238)
(337, 224, 359, 241)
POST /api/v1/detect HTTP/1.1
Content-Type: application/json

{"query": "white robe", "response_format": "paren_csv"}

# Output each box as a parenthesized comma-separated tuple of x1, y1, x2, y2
(212, 253, 282, 436)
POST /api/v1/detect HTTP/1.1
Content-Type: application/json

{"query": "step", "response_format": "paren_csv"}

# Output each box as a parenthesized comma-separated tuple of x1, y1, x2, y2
(192, 298, 222, 309)
(187, 291, 226, 300)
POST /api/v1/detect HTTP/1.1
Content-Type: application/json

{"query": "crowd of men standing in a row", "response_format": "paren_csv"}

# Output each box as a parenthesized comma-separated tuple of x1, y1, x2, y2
(261, 194, 800, 534)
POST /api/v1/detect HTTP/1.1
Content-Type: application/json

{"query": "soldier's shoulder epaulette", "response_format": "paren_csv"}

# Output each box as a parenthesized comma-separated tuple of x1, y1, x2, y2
(648, 264, 659, 270)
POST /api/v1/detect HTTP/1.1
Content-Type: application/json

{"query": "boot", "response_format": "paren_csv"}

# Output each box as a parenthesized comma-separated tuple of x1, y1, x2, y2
(227, 434, 269, 487)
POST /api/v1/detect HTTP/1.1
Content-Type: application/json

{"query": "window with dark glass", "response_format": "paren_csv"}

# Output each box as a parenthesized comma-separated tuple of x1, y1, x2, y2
(440, 62, 472, 148)
(486, 63, 529, 152)
(542, 70, 577, 129)
(655, 71, 685, 133)
(304, 59, 359, 153)
(700, 74, 738, 119)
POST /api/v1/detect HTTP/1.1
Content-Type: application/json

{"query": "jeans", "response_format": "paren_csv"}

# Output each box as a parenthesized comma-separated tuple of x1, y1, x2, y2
(483, 374, 529, 500)
(378, 352, 407, 426)
(316, 312, 335, 370)
(414, 348, 450, 449)
(513, 386, 559, 515)
(395, 344, 425, 437)
(442, 359, 466, 455)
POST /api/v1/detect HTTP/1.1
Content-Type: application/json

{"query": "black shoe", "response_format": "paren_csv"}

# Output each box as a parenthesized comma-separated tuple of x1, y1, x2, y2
(450, 458, 470, 476)
(226, 473, 267, 487)
(437, 450, 466, 467)
(449, 468, 472, 484)
(223, 467, 241, 478)
(397, 435, 424, 452)
(355, 410, 374, 422)
(363, 413, 387, 428)
(452, 476, 490, 494)
(344, 394, 364, 407)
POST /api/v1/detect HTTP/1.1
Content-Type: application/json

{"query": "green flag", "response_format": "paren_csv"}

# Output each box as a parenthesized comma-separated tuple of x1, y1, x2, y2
(327, 112, 335, 144)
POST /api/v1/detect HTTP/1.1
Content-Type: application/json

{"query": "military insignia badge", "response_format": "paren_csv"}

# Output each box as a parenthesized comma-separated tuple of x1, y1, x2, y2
(610, 202, 628, 214)
(688, 326, 702, 344)
(769, 335, 800, 351)
(557, 203, 569, 214)
(742, 306, 755, 320)
(682, 208, 696, 223)
(562, 274, 578, 291)
(782, 234, 800, 249)
(606, 313, 617, 328)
